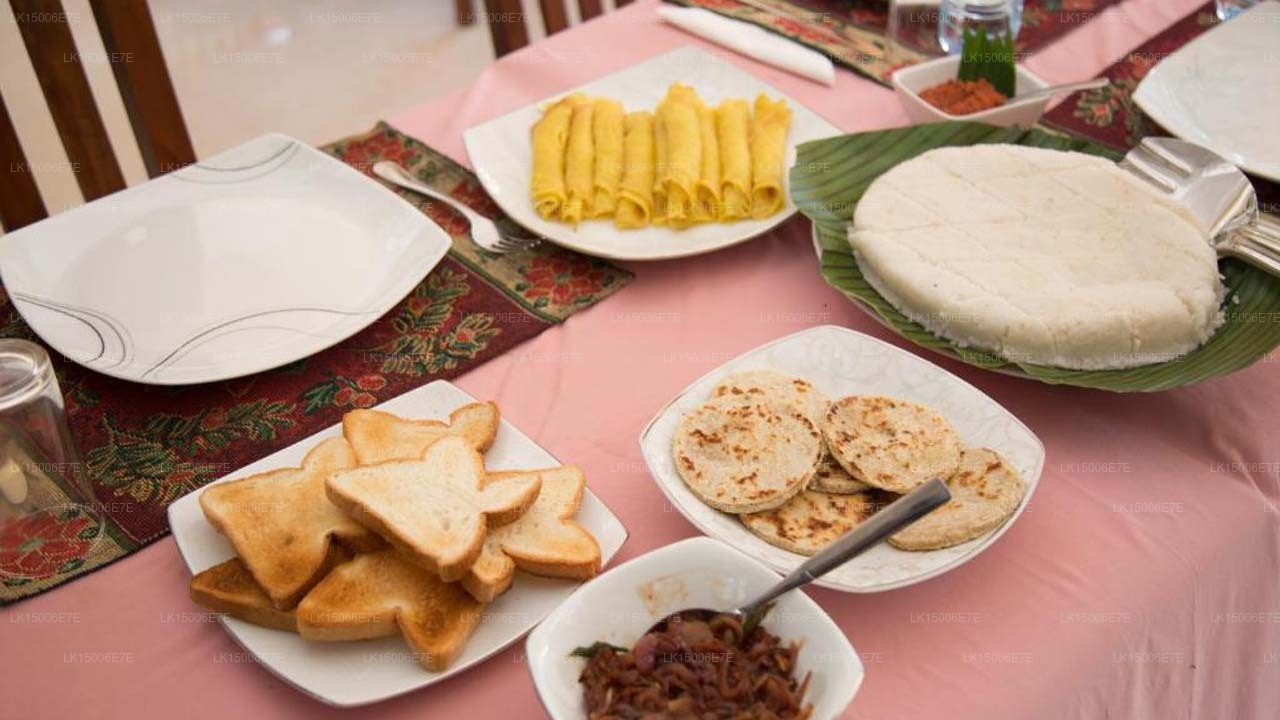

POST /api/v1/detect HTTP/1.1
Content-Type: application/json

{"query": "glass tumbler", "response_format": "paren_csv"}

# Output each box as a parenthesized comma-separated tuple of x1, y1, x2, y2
(1216, 0, 1260, 21)
(937, 0, 1025, 55)
(0, 340, 102, 582)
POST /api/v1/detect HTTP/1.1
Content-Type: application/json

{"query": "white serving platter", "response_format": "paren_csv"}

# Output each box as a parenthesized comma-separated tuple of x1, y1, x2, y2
(463, 45, 841, 261)
(0, 133, 450, 385)
(168, 379, 628, 707)
(527, 537, 862, 720)
(1133, 1, 1280, 182)
(639, 325, 1044, 593)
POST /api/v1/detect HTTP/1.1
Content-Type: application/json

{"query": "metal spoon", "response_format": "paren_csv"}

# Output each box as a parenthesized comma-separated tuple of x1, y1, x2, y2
(1012, 78, 1109, 104)
(646, 478, 952, 638)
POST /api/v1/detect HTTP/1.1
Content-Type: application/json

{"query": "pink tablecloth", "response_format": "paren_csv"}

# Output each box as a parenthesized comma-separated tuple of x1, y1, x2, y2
(8, 1, 1279, 718)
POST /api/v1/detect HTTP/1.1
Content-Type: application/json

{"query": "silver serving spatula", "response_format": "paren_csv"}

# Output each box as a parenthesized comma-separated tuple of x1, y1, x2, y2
(1121, 137, 1280, 276)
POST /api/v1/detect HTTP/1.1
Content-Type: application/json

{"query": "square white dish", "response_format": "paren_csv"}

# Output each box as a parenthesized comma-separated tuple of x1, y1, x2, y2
(639, 325, 1044, 593)
(1133, 1, 1280, 182)
(892, 54, 1051, 129)
(168, 379, 628, 707)
(0, 133, 451, 385)
(463, 45, 841, 261)
(526, 536, 862, 719)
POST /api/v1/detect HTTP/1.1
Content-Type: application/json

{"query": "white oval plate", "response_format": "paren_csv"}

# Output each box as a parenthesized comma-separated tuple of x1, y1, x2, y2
(639, 325, 1044, 593)
(1132, 1, 1280, 183)
(0, 133, 450, 385)
(463, 45, 841, 261)
(168, 380, 628, 707)
(527, 536, 862, 720)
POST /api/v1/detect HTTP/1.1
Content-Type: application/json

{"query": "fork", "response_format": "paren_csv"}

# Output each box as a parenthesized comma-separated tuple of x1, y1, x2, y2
(372, 161, 539, 254)
(1121, 137, 1280, 277)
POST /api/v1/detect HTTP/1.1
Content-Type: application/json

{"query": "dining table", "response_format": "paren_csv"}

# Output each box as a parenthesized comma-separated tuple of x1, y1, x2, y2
(6, 0, 1279, 718)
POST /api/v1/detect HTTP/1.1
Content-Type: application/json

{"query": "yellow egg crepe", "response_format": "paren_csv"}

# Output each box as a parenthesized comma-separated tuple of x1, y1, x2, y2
(749, 94, 791, 219)
(652, 114, 669, 225)
(590, 98, 625, 217)
(530, 94, 584, 220)
(693, 104, 721, 223)
(657, 85, 703, 228)
(562, 101, 595, 226)
(716, 99, 751, 220)
(616, 111, 655, 229)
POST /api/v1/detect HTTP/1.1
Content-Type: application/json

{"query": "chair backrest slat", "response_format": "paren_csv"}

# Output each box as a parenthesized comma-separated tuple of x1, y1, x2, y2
(89, 0, 196, 178)
(0, 92, 48, 231)
(578, 0, 604, 20)
(539, 0, 569, 35)
(12, 0, 125, 202)
(483, 0, 530, 58)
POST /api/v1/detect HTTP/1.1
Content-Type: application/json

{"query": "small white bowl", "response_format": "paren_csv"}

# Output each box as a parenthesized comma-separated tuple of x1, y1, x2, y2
(526, 537, 864, 720)
(892, 54, 1050, 128)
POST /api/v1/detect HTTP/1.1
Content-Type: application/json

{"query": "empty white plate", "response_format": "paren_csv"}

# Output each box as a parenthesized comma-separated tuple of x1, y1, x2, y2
(0, 133, 450, 385)
(168, 379, 628, 706)
(463, 45, 841, 261)
(639, 325, 1044, 593)
(1133, 1, 1280, 182)
(526, 537, 862, 719)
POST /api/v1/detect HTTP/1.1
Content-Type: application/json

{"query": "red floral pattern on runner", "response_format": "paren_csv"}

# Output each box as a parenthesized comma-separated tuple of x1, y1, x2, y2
(0, 507, 102, 584)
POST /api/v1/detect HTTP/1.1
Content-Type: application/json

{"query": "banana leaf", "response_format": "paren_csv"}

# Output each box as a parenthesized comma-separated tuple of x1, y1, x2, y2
(789, 121, 1280, 392)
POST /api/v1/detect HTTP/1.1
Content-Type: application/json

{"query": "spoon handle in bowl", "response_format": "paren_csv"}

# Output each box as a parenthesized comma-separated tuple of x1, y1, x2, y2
(741, 478, 951, 616)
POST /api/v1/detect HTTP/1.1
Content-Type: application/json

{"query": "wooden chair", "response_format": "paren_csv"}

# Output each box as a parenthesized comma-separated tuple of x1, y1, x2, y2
(1, 0, 195, 232)
(472, 0, 635, 58)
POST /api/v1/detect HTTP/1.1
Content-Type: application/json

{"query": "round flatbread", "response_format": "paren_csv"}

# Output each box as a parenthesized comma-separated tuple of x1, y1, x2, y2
(889, 447, 1026, 551)
(713, 369, 829, 426)
(672, 395, 822, 514)
(808, 454, 871, 494)
(741, 489, 878, 555)
(823, 395, 962, 493)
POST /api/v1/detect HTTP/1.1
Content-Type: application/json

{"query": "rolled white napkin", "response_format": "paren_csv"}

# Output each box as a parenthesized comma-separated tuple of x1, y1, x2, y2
(657, 5, 836, 87)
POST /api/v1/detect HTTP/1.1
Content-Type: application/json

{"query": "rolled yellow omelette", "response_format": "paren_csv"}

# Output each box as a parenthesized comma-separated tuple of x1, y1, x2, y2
(529, 94, 584, 220)
(616, 111, 655, 229)
(562, 101, 595, 226)
(590, 98, 625, 218)
(693, 104, 721, 223)
(651, 113, 669, 225)
(749, 94, 792, 220)
(716, 99, 751, 220)
(657, 84, 702, 228)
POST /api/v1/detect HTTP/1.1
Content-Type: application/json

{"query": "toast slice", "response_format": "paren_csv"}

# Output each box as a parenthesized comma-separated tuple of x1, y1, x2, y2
(189, 557, 303, 632)
(296, 549, 485, 671)
(199, 437, 383, 609)
(326, 436, 541, 582)
(462, 466, 601, 602)
(343, 402, 499, 465)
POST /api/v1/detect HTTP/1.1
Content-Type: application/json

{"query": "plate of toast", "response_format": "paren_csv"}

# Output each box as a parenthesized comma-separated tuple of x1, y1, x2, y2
(639, 325, 1044, 593)
(168, 380, 627, 706)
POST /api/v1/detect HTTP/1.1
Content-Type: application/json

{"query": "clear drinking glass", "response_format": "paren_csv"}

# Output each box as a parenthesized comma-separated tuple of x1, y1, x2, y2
(937, 0, 1025, 55)
(1216, 0, 1259, 21)
(0, 340, 102, 580)
(887, 0, 946, 64)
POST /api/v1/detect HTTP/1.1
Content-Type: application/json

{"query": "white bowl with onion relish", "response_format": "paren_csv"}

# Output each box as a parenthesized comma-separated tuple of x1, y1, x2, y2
(525, 536, 863, 719)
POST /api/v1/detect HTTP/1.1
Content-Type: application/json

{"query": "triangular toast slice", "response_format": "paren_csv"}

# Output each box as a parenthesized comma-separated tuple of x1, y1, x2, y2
(296, 549, 484, 671)
(189, 557, 306, 632)
(200, 437, 383, 609)
(325, 436, 541, 582)
(462, 466, 601, 602)
(343, 402, 499, 465)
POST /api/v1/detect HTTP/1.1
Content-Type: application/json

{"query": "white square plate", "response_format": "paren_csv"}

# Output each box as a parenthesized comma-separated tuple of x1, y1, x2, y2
(639, 326, 1044, 593)
(1133, 1, 1280, 182)
(168, 380, 628, 706)
(463, 45, 841, 261)
(0, 133, 451, 385)
(526, 537, 862, 719)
